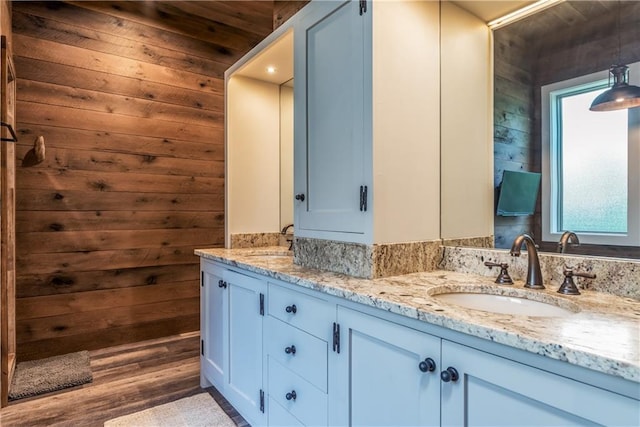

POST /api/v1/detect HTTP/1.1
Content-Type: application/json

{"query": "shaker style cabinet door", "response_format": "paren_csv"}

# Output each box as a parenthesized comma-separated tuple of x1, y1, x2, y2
(440, 340, 640, 427)
(294, 0, 372, 239)
(200, 261, 227, 390)
(330, 306, 441, 426)
(224, 269, 267, 427)
(200, 262, 267, 427)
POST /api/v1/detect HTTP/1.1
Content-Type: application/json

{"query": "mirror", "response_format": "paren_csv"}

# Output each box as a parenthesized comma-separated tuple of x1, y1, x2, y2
(491, 0, 640, 259)
(225, 29, 293, 246)
(280, 79, 294, 230)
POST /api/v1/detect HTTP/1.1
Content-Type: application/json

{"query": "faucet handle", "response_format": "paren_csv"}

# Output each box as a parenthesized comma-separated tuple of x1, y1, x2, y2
(558, 266, 596, 295)
(484, 261, 513, 285)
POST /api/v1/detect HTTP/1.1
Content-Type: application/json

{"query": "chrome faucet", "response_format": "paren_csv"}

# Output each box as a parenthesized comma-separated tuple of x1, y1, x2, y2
(557, 231, 579, 253)
(510, 233, 544, 289)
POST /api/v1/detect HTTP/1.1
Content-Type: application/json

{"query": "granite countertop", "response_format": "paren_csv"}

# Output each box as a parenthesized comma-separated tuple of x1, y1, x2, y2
(195, 247, 640, 383)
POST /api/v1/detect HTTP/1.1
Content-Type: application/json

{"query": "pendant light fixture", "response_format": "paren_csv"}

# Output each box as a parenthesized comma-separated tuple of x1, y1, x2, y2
(589, 1, 640, 112)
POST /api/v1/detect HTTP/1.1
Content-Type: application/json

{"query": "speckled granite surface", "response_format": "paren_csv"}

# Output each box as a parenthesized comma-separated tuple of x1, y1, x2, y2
(441, 246, 640, 300)
(229, 233, 281, 248)
(195, 246, 640, 383)
(294, 237, 443, 278)
(441, 235, 494, 248)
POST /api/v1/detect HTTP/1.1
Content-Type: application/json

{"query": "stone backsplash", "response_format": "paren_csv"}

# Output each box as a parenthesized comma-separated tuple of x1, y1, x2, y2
(441, 246, 640, 300)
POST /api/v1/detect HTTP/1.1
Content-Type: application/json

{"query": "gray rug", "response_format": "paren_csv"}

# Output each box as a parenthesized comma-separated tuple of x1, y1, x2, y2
(9, 350, 93, 401)
(104, 393, 236, 427)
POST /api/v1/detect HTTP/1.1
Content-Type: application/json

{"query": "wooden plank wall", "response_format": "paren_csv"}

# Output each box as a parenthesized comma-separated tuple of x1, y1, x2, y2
(0, 0, 13, 407)
(493, 30, 536, 249)
(12, 1, 273, 361)
(273, 1, 308, 29)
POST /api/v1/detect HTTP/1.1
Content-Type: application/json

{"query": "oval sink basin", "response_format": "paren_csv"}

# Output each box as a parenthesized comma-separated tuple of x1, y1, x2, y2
(431, 289, 579, 317)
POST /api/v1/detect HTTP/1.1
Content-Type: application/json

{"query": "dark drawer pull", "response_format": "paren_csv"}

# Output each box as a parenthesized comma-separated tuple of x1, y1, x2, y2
(285, 345, 296, 355)
(218, 280, 227, 289)
(285, 390, 297, 401)
(285, 304, 297, 314)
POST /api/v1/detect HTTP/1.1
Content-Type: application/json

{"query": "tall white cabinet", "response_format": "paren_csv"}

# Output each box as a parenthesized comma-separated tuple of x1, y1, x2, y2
(294, 1, 369, 237)
(294, 0, 444, 245)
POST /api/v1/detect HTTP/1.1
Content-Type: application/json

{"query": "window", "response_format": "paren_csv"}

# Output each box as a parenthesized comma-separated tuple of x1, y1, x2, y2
(541, 63, 640, 246)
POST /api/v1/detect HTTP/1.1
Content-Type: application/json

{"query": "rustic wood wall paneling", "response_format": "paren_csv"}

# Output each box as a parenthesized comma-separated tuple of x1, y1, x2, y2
(273, 1, 309, 30)
(493, 30, 537, 249)
(0, 0, 14, 407)
(13, 1, 273, 361)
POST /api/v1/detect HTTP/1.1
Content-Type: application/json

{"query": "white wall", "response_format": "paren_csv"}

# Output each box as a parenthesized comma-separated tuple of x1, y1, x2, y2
(372, 0, 441, 244)
(440, 1, 494, 240)
(227, 76, 281, 241)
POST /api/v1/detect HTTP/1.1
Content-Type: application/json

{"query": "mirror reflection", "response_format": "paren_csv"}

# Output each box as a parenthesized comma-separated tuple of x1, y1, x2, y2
(492, 0, 640, 259)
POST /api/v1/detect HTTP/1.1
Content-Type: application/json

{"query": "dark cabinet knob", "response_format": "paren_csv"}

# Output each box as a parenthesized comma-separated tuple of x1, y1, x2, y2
(295, 193, 305, 202)
(218, 280, 227, 289)
(440, 367, 459, 383)
(418, 357, 436, 373)
(285, 390, 297, 401)
(285, 345, 296, 355)
(285, 304, 297, 314)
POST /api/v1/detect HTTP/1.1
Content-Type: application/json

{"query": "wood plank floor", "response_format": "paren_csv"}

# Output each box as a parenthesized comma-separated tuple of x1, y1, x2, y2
(0, 331, 248, 426)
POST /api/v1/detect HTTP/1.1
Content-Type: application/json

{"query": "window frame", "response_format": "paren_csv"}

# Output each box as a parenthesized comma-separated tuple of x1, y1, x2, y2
(541, 63, 640, 247)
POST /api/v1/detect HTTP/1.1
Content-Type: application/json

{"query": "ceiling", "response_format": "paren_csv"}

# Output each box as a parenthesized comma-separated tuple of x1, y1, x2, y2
(230, 0, 562, 85)
(234, 30, 294, 85)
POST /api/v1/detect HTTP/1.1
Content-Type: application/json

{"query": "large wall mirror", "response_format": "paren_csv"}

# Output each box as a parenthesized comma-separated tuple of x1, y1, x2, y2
(492, 0, 640, 259)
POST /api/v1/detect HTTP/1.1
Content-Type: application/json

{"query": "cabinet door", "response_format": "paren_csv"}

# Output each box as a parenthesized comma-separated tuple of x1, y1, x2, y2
(441, 340, 640, 427)
(331, 307, 441, 426)
(225, 269, 267, 427)
(294, 0, 372, 239)
(200, 261, 227, 390)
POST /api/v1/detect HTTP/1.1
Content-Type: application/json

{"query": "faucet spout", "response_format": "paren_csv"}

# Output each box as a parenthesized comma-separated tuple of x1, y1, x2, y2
(557, 231, 579, 253)
(281, 224, 294, 235)
(510, 233, 544, 289)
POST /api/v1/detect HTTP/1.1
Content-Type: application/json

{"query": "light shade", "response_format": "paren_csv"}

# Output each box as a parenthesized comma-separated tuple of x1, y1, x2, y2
(590, 65, 640, 111)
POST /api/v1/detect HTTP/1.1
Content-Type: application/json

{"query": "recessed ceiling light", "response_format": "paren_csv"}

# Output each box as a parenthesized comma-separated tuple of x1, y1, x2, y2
(266, 66, 277, 74)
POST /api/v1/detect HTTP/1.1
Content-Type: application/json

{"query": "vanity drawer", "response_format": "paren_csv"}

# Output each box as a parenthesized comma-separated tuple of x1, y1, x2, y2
(268, 397, 305, 427)
(265, 316, 328, 392)
(268, 283, 334, 339)
(268, 357, 327, 427)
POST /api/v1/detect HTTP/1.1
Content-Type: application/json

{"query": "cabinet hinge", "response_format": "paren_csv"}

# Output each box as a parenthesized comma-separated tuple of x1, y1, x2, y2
(333, 322, 340, 353)
(201, 339, 204, 356)
(200, 271, 204, 287)
(359, 0, 367, 15)
(259, 389, 265, 413)
(259, 293, 265, 316)
(359, 185, 368, 212)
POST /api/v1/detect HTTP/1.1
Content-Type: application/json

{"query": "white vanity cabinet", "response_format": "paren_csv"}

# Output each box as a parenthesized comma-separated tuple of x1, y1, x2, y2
(265, 283, 334, 426)
(200, 259, 639, 427)
(440, 340, 640, 427)
(200, 260, 267, 427)
(330, 307, 441, 427)
(331, 307, 640, 427)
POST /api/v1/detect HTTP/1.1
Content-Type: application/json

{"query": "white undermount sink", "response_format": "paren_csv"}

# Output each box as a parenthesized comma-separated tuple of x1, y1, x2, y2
(431, 288, 580, 317)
